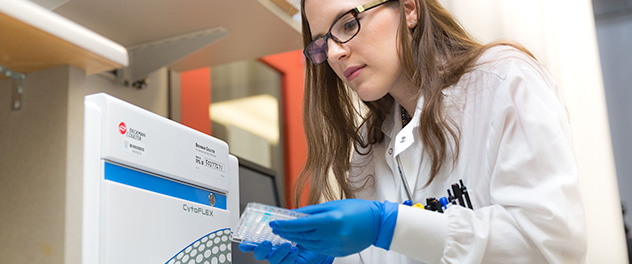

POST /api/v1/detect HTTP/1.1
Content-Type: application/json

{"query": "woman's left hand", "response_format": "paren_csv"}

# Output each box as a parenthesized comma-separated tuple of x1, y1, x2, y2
(270, 199, 399, 257)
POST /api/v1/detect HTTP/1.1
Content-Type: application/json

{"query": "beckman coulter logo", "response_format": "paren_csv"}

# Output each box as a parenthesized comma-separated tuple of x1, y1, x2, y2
(118, 122, 127, 134)
(118, 121, 146, 141)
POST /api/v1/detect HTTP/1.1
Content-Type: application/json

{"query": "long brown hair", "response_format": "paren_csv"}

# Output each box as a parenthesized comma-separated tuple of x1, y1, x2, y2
(294, 0, 533, 207)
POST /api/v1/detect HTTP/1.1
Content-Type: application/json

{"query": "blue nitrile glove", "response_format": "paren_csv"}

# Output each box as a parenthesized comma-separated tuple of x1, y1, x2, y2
(239, 241, 334, 264)
(269, 199, 399, 257)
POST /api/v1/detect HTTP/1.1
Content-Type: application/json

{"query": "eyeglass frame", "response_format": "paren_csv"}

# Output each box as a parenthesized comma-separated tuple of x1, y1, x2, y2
(303, 0, 396, 65)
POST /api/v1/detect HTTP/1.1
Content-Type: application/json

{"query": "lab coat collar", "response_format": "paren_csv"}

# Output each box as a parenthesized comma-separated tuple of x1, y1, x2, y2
(380, 95, 425, 159)
(381, 95, 425, 140)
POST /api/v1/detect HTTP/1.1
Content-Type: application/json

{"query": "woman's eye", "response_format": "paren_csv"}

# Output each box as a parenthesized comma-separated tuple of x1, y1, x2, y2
(342, 20, 358, 31)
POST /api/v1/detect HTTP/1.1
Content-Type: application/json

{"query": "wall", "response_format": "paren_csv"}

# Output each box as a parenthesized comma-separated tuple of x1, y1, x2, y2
(0, 66, 72, 264)
(595, 10, 632, 237)
(0, 65, 169, 263)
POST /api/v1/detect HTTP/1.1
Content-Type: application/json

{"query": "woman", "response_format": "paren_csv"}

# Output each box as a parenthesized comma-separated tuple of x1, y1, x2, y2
(240, 0, 587, 263)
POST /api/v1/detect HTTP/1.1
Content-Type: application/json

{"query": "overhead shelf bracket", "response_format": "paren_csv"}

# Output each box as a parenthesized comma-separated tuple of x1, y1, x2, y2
(0, 65, 27, 111)
(116, 26, 229, 88)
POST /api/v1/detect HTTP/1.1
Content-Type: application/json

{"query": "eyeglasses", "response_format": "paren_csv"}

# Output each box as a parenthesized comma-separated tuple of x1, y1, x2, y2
(303, 0, 395, 65)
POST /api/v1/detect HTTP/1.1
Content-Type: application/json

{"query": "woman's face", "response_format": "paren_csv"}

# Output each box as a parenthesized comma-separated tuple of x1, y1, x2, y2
(305, 0, 408, 102)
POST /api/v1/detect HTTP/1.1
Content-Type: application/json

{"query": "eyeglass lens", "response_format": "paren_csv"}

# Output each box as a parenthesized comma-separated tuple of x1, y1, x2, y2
(305, 38, 329, 65)
(306, 12, 360, 65)
(332, 13, 360, 42)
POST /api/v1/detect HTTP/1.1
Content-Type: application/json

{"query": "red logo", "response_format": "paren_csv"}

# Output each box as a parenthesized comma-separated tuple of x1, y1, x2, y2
(118, 122, 127, 134)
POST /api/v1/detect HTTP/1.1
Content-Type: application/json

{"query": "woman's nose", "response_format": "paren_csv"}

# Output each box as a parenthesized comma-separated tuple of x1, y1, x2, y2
(326, 38, 349, 62)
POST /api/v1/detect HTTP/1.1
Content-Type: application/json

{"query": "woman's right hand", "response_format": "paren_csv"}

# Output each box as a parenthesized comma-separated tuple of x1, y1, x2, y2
(238, 241, 334, 264)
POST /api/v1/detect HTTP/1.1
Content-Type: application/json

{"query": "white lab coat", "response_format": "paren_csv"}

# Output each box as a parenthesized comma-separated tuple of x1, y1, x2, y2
(334, 46, 587, 264)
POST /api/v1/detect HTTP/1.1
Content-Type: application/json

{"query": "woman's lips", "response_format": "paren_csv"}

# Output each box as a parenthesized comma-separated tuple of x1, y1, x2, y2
(344, 65, 365, 82)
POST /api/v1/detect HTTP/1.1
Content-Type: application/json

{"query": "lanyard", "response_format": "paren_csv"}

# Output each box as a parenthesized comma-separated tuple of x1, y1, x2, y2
(396, 154, 415, 204)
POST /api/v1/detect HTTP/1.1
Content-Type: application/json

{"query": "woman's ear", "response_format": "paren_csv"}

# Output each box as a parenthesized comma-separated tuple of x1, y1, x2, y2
(403, 0, 418, 28)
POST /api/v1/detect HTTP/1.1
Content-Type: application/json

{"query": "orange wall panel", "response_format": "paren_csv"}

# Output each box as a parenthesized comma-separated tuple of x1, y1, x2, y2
(260, 50, 307, 208)
(180, 67, 211, 135)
